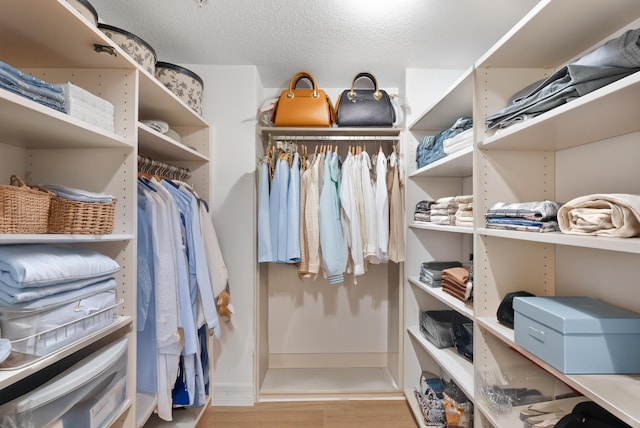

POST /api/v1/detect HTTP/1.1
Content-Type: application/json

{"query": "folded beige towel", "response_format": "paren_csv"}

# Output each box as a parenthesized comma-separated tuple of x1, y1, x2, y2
(557, 193, 640, 237)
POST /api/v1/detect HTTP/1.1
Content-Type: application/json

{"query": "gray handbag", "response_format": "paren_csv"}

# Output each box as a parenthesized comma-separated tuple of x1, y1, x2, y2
(335, 72, 395, 127)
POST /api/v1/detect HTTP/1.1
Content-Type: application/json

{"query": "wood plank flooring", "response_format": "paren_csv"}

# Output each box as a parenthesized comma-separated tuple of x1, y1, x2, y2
(198, 400, 419, 428)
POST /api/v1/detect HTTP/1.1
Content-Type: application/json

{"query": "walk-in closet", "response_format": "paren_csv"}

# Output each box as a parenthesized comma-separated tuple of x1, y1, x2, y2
(2, 1, 640, 427)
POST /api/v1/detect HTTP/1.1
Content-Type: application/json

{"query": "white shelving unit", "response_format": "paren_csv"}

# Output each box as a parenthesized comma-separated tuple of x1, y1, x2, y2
(472, 0, 640, 426)
(0, 2, 212, 427)
(404, 1, 640, 426)
(255, 126, 405, 402)
(403, 62, 476, 426)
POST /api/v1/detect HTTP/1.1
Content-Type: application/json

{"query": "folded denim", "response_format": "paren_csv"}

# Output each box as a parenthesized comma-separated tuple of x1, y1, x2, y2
(486, 28, 640, 130)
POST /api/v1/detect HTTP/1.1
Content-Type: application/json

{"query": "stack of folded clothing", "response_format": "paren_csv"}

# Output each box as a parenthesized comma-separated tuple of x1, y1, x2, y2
(430, 196, 458, 225)
(485, 200, 561, 232)
(454, 195, 473, 227)
(414, 200, 434, 223)
(441, 266, 471, 302)
(416, 117, 473, 168)
(420, 260, 463, 288)
(60, 82, 116, 133)
(43, 184, 114, 203)
(0, 244, 120, 359)
(0, 60, 66, 113)
(443, 128, 473, 155)
(486, 28, 640, 131)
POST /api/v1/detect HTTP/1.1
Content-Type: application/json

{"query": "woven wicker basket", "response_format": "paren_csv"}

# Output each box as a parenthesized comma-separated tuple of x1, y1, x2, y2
(0, 175, 52, 234)
(48, 197, 116, 234)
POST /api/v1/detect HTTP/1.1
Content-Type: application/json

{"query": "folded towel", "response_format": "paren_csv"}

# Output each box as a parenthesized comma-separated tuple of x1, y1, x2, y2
(557, 193, 640, 237)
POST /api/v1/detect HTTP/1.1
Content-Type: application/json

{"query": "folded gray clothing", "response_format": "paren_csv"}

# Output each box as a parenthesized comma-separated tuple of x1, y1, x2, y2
(486, 28, 640, 130)
(415, 200, 435, 212)
(485, 200, 561, 221)
(420, 261, 463, 279)
(43, 184, 114, 203)
(419, 276, 441, 287)
(0, 274, 115, 304)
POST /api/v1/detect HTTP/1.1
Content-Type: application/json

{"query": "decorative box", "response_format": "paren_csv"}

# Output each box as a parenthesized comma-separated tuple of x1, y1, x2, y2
(513, 296, 640, 374)
(66, 0, 98, 26)
(98, 23, 157, 75)
(155, 61, 204, 115)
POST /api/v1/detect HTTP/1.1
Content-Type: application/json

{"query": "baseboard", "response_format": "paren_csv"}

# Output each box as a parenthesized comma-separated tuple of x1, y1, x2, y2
(210, 382, 255, 406)
(268, 352, 389, 369)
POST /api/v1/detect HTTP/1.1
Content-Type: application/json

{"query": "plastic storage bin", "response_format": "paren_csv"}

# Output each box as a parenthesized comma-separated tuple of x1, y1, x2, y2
(0, 337, 128, 428)
(513, 296, 640, 374)
(0, 286, 116, 359)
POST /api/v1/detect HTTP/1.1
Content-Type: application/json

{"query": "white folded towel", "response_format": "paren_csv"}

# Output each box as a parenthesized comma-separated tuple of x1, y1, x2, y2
(557, 193, 640, 237)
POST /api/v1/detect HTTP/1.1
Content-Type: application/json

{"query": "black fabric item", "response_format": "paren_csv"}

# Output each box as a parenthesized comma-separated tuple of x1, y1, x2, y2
(336, 72, 395, 127)
(496, 290, 535, 328)
(450, 312, 473, 362)
(555, 401, 632, 428)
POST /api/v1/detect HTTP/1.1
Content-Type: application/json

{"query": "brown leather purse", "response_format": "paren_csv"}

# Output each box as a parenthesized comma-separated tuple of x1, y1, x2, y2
(270, 71, 335, 127)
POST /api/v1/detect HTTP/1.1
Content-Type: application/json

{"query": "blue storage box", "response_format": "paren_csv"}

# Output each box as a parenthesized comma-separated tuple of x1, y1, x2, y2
(513, 296, 640, 374)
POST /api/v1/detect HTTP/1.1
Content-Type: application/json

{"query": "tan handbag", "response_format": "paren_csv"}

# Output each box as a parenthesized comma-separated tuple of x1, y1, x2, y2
(270, 71, 335, 127)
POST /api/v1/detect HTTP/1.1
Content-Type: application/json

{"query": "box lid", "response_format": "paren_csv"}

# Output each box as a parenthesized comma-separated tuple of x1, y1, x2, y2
(513, 296, 640, 334)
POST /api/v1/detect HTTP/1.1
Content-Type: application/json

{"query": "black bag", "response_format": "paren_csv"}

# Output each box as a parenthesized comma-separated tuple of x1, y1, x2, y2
(450, 312, 473, 362)
(335, 72, 395, 127)
(496, 290, 535, 329)
(555, 401, 631, 428)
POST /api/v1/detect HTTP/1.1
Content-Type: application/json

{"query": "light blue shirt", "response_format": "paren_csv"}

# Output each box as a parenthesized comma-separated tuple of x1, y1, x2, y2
(258, 161, 273, 262)
(318, 152, 347, 283)
(286, 153, 301, 263)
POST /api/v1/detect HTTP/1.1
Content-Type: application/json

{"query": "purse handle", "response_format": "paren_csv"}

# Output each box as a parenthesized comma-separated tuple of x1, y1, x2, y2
(287, 71, 320, 99)
(349, 72, 382, 101)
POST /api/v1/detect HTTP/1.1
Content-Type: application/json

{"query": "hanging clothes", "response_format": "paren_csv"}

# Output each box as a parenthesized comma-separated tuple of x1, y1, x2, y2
(360, 148, 379, 264)
(374, 148, 390, 263)
(258, 158, 273, 263)
(340, 150, 364, 278)
(318, 150, 347, 284)
(387, 149, 405, 263)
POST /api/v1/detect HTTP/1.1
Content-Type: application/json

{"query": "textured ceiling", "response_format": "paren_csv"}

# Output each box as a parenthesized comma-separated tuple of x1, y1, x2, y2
(88, 0, 540, 88)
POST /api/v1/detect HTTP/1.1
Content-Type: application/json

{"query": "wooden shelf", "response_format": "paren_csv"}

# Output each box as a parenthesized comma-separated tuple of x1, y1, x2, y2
(138, 123, 209, 162)
(409, 222, 474, 235)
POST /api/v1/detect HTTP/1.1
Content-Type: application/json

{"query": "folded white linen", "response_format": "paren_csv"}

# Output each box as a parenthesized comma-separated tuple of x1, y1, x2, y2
(0, 244, 120, 288)
(0, 274, 115, 304)
(558, 193, 640, 237)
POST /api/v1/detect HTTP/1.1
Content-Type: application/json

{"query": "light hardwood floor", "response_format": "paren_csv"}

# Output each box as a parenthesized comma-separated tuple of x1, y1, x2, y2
(198, 400, 419, 428)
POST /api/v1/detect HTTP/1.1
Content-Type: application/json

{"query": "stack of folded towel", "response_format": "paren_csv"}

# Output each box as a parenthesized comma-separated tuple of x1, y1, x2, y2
(419, 260, 463, 288)
(454, 195, 473, 227)
(557, 193, 640, 238)
(485, 200, 561, 232)
(441, 266, 471, 302)
(0, 244, 120, 357)
(414, 200, 434, 223)
(60, 82, 116, 133)
(430, 196, 459, 225)
(0, 60, 66, 113)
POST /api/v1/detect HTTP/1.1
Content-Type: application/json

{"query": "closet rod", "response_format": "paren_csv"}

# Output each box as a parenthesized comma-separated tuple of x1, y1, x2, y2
(268, 135, 400, 144)
(137, 155, 192, 181)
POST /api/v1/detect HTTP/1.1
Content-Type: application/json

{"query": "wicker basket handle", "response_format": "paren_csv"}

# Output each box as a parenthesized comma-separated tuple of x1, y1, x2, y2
(10, 175, 28, 188)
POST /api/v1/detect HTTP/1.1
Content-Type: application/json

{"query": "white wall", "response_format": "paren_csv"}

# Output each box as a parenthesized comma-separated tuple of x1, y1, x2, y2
(188, 64, 262, 405)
